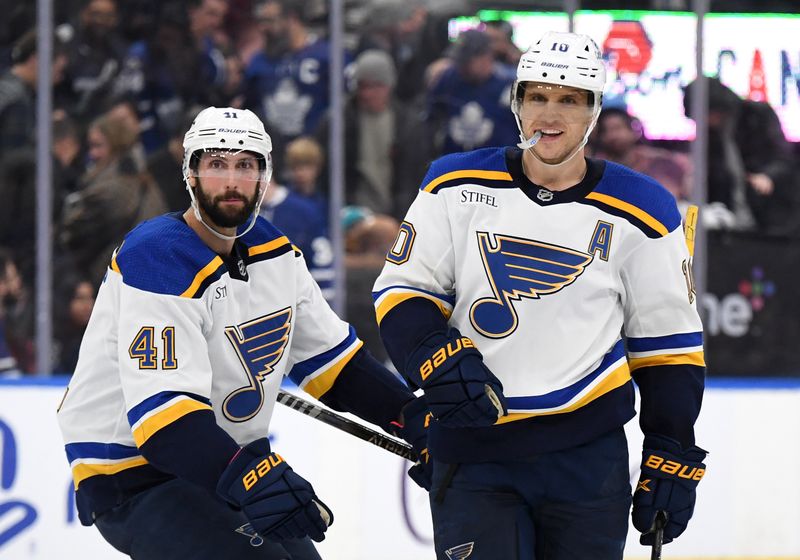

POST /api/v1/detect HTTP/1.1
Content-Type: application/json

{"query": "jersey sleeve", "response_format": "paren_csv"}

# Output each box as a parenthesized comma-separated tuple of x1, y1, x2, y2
(284, 253, 363, 399)
(621, 225, 706, 446)
(372, 189, 457, 327)
(620, 226, 704, 368)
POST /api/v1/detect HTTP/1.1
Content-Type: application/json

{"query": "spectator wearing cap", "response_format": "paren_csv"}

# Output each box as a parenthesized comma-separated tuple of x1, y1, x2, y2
(316, 49, 432, 220)
(0, 29, 68, 152)
(356, 0, 453, 104)
(426, 29, 518, 155)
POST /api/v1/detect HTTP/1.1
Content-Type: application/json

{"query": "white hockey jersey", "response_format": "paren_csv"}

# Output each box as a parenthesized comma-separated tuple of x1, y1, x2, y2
(58, 213, 361, 521)
(374, 147, 704, 460)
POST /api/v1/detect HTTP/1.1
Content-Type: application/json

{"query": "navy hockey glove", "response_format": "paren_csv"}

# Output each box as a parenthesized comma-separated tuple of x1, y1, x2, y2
(406, 328, 507, 428)
(391, 397, 433, 491)
(217, 438, 333, 543)
(632, 434, 707, 545)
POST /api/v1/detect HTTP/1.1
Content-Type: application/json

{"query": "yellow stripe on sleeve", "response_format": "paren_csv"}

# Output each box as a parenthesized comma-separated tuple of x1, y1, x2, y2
(375, 292, 453, 325)
(132, 399, 212, 447)
(303, 340, 364, 399)
(585, 192, 669, 237)
(72, 456, 149, 490)
(180, 256, 225, 298)
(422, 170, 513, 193)
(248, 236, 290, 257)
(628, 351, 706, 371)
(496, 362, 632, 425)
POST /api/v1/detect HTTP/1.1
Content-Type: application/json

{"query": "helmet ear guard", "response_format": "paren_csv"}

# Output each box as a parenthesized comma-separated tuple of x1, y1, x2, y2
(182, 107, 274, 240)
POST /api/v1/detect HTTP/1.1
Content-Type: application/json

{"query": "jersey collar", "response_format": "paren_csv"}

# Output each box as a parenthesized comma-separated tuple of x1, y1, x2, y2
(505, 147, 605, 206)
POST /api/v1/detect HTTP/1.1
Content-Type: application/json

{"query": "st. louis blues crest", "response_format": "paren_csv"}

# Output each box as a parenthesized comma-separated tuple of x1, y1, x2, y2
(470, 232, 593, 338)
(222, 308, 292, 422)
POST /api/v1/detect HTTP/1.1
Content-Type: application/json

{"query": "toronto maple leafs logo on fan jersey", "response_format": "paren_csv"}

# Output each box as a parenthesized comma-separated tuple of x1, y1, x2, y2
(449, 102, 494, 150)
(222, 308, 292, 422)
(470, 232, 593, 338)
(264, 78, 312, 136)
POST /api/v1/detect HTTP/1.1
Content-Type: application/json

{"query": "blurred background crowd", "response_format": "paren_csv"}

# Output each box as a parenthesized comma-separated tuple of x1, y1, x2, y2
(0, 0, 798, 375)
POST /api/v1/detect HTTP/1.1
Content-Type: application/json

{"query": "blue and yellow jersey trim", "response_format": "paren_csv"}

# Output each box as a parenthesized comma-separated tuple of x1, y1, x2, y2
(420, 147, 514, 194)
(112, 214, 294, 298)
(247, 235, 294, 264)
(287, 325, 363, 399)
(65, 442, 148, 490)
(580, 162, 682, 239)
(373, 285, 455, 325)
(127, 391, 213, 447)
(497, 339, 631, 424)
(627, 331, 705, 371)
(180, 256, 225, 298)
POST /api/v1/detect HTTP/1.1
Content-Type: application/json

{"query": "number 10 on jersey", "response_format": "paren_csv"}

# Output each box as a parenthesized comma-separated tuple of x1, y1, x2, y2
(129, 326, 178, 370)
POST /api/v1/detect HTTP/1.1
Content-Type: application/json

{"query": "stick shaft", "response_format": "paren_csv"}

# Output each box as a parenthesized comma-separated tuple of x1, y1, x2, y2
(650, 511, 667, 560)
(276, 390, 415, 460)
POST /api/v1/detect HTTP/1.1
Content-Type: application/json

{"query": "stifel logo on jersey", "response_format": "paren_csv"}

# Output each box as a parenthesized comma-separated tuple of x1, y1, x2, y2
(470, 232, 593, 339)
(223, 308, 292, 422)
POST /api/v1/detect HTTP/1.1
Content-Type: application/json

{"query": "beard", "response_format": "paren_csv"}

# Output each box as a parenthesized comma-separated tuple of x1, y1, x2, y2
(194, 182, 260, 229)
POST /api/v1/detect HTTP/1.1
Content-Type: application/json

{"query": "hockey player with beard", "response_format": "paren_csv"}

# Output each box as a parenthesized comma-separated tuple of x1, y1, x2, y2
(374, 31, 707, 559)
(57, 107, 430, 559)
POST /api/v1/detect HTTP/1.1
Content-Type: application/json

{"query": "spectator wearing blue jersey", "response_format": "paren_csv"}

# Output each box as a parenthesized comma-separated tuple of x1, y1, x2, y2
(188, 0, 231, 97)
(111, 2, 202, 153)
(245, 0, 349, 175)
(426, 29, 519, 156)
(260, 179, 334, 303)
(54, 0, 127, 121)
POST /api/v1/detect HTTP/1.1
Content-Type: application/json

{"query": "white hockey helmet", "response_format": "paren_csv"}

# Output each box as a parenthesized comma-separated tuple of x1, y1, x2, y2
(511, 31, 606, 163)
(182, 107, 273, 240)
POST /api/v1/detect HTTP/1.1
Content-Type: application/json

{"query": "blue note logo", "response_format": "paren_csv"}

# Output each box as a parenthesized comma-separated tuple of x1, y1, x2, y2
(222, 308, 292, 422)
(234, 523, 265, 547)
(445, 542, 475, 559)
(470, 232, 593, 338)
(0, 419, 37, 550)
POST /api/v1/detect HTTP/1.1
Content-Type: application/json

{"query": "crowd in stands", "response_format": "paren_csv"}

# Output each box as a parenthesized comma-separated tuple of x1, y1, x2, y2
(0, 0, 798, 374)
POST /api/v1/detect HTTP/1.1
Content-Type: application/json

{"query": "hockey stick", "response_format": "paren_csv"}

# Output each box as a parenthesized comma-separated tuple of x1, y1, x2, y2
(650, 511, 667, 560)
(276, 390, 415, 461)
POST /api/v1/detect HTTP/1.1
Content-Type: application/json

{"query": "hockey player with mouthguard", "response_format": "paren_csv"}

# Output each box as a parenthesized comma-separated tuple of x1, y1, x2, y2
(375, 31, 706, 559)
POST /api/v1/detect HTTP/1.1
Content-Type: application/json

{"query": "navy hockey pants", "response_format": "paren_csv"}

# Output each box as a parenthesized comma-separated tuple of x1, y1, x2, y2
(94, 477, 322, 560)
(429, 427, 632, 560)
